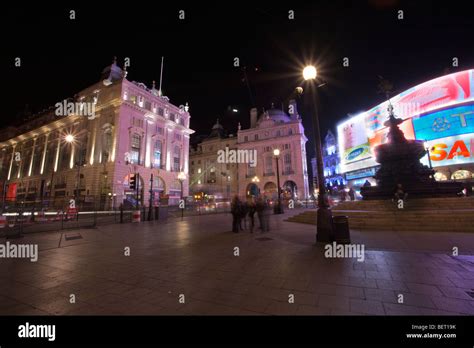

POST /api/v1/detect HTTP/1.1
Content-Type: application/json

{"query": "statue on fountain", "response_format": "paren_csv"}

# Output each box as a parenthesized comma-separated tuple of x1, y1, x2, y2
(361, 79, 464, 200)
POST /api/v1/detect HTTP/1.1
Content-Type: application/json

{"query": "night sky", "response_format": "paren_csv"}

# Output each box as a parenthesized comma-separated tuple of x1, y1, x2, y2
(1, 0, 473, 161)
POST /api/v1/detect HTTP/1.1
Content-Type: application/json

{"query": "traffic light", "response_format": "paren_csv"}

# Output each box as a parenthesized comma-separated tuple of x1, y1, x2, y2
(130, 174, 136, 190)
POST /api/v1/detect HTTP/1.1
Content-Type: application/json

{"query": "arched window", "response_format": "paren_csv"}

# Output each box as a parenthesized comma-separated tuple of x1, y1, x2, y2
(284, 153, 292, 172)
(153, 140, 162, 168)
(173, 145, 181, 172)
(451, 170, 472, 180)
(247, 163, 255, 177)
(130, 133, 141, 164)
(102, 130, 112, 162)
(265, 156, 273, 175)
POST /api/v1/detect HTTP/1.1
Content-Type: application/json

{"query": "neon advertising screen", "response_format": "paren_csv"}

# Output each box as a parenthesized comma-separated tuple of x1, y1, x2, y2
(338, 69, 474, 175)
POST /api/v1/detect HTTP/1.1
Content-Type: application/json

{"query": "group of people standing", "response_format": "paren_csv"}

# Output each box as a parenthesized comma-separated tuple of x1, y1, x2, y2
(231, 195, 272, 233)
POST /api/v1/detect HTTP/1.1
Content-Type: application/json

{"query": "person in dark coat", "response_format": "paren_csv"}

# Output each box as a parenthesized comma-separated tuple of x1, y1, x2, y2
(348, 187, 355, 201)
(239, 200, 248, 231)
(393, 183, 408, 201)
(247, 198, 256, 233)
(256, 197, 265, 231)
(231, 195, 241, 233)
(262, 199, 272, 232)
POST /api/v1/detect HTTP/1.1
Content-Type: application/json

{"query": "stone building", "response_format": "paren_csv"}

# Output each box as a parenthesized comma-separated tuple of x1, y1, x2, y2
(0, 59, 194, 209)
(237, 101, 310, 200)
(311, 130, 345, 189)
(189, 120, 238, 200)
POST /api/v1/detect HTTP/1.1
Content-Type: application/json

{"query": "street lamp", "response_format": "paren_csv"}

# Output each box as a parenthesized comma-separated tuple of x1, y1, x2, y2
(273, 148, 283, 214)
(303, 65, 333, 243)
(424, 140, 433, 170)
(178, 171, 186, 220)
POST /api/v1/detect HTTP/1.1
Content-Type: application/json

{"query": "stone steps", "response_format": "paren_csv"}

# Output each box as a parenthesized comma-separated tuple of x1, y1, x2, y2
(335, 197, 474, 211)
(286, 197, 474, 232)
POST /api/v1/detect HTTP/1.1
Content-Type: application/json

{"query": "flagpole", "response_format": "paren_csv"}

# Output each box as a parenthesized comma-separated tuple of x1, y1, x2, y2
(158, 56, 164, 96)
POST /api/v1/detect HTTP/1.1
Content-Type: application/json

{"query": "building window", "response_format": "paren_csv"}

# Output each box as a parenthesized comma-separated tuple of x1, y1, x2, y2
(265, 156, 273, 174)
(158, 108, 164, 116)
(191, 161, 194, 165)
(247, 164, 255, 177)
(175, 133, 182, 141)
(102, 131, 112, 162)
(153, 139, 162, 168)
(284, 144, 290, 150)
(284, 153, 292, 172)
(244, 136, 248, 142)
(156, 126, 164, 135)
(288, 128, 293, 135)
(173, 145, 180, 172)
(255, 134, 259, 141)
(209, 167, 216, 183)
(276, 130, 281, 137)
(198, 168, 201, 174)
(44, 141, 56, 173)
(59, 143, 71, 170)
(130, 133, 141, 164)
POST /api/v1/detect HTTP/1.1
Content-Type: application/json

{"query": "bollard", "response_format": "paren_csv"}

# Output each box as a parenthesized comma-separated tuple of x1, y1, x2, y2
(332, 215, 351, 244)
(132, 210, 141, 223)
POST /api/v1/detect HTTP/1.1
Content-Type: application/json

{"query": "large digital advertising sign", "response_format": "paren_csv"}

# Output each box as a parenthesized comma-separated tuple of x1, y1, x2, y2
(421, 133, 474, 168)
(338, 69, 474, 176)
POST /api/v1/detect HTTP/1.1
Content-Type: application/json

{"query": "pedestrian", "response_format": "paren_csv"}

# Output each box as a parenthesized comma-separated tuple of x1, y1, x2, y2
(231, 195, 241, 233)
(262, 199, 271, 232)
(256, 196, 265, 231)
(363, 180, 372, 187)
(247, 198, 256, 233)
(393, 183, 408, 202)
(348, 187, 355, 201)
(240, 199, 248, 231)
(340, 189, 347, 202)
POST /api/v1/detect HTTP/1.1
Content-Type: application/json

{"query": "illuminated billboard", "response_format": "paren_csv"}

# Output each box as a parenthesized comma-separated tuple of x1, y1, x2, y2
(421, 133, 474, 168)
(413, 104, 474, 141)
(338, 69, 474, 176)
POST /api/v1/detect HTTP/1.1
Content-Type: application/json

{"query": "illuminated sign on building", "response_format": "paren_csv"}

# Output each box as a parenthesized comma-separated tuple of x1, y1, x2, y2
(421, 133, 474, 167)
(338, 69, 474, 177)
(413, 104, 474, 141)
(345, 167, 378, 180)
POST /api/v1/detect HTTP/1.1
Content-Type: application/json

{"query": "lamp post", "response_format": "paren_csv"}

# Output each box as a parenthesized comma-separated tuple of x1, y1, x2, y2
(273, 149, 283, 214)
(303, 65, 333, 243)
(178, 171, 186, 220)
(424, 140, 433, 170)
(65, 135, 81, 206)
(148, 171, 154, 221)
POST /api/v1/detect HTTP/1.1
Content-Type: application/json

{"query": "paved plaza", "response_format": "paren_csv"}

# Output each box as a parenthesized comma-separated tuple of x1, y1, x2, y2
(1, 210, 474, 315)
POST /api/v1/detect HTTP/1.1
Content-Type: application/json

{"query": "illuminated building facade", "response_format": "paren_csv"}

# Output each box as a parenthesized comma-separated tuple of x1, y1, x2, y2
(189, 120, 239, 199)
(237, 101, 310, 200)
(0, 60, 194, 209)
(337, 69, 474, 188)
(310, 130, 345, 189)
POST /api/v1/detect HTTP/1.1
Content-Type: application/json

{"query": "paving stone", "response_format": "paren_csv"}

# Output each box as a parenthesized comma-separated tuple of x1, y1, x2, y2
(1, 212, 474, 315)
